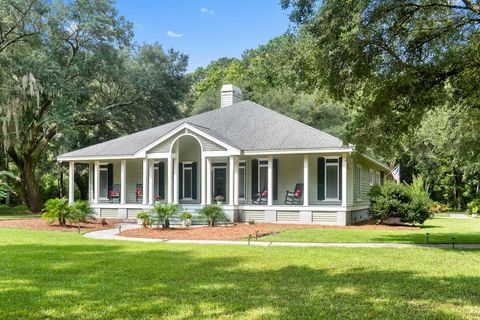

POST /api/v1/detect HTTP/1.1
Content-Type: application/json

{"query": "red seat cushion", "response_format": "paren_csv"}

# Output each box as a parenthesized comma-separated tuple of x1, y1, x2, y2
(109, 190, 119, 197)
(135, 188, 142, 196)
(294, 190, 302, 197)
(261, 190, 268, 198)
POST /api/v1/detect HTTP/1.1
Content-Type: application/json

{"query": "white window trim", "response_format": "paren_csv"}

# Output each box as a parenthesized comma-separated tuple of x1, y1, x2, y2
(99, 165, 109, 200)
(212, 162, 228, 201)
(258, 160, 269, 193)
(182, 162, 193, 200)
(369, 169, 375, 186)
(356, 165, 362, 201)
(375, 171, 381, 185)
(324, 156, 340, 201)
(239, 160, 246, 200)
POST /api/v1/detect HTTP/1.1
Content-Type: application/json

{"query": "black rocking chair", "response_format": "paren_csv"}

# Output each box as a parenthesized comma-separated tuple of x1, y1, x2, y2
(108, 184, 121, 203)
(135, 183, 143, 203)
(285, 183, 303, 205)
(252, 186, 268, 205)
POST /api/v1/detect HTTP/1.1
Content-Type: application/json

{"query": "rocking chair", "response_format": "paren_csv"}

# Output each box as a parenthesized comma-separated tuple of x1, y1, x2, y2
(135, 183, 143, 203)
(252, 186, 268, 205)
(285, 183, 303, 205)
(108, 184, 121, 203)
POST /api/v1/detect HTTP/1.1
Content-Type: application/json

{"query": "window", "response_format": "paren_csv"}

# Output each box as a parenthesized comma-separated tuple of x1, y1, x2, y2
(369, 169, 375, 186)
(239, 161, 246, 200)
(355, 166, 362, 200)
(325, 158, 339, 200)
(99, 165, 109, 199)
(183, 162, 193, 199)
(258, 160, 268, 192)
(376, 171, 381, 185)
(154, 164, 159, 197)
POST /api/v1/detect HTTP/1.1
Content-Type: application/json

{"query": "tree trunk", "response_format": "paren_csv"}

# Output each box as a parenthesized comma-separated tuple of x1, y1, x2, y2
(9, 158, 43, 212)
(74, 169, 89, 200)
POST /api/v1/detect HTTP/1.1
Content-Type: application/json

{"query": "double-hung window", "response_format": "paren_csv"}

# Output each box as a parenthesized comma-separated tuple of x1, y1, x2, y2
(182, 162, 193, 199)
(239, 161, 246, 200)
(369, 169, 375, 186)
(325, 158, 340, 200)
(375, 171, 381, 185)
(355, 165, 362, 200)
(258, 160, 268, 193)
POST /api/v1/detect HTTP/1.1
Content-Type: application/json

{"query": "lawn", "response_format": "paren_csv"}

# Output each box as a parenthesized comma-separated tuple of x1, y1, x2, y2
(260, 218, 480, 244)
(0, 229, 480, 319)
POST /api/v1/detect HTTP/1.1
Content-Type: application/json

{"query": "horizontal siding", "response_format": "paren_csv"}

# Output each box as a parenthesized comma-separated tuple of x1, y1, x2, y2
(312, 211, 337, 223)
(100, 208, 118, 218)
(147, 129, 226, 153)
(243, 210, 265, 222)
(127, 209, 143, 220)
(276, 211, 300, 222)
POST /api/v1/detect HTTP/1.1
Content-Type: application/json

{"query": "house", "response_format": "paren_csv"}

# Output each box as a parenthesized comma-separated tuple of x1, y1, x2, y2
(57, 84, 389, 226)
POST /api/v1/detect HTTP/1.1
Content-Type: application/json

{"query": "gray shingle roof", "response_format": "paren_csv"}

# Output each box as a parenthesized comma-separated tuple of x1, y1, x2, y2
(59, 101, 346, 158)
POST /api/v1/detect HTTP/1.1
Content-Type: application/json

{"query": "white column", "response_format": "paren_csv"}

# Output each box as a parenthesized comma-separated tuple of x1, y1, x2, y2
(88, 162, 93, 202)
(148, 160, 154, 204)
(142, 158, 148, 205)
(68, 161, 75, 204)
(342, 154, 347, 207)
(120, 160, 126, 204)
(267, 156, 273, 206)
(206, 157, 212, 204)
(167, 155, 173, 203)
(229, 156, 234, 206)
(303, 155, 309, 206)
(94, 161, 100, 204)
(234, 157, 240, 206)
(201, 155, 206, 205)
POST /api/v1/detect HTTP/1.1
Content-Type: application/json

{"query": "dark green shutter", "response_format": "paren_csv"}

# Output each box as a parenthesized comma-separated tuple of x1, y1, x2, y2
(192, 162, 197, 200)
(107, 163, 113, 192)
(273, 159, 278, 200)
(179, 163, 183, 200)
(380, 171, 385, 185)
(338, 157, 342, 201)
(251, 159, 258, 198)
(92, 164, 95, 197)
(317, 157, 325, 200)
(158, 162, 165, 200)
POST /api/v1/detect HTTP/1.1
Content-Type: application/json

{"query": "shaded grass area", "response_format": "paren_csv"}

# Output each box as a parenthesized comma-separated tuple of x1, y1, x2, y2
(0, 204, 32, 215)
(261, 218, 480, 244)
(0, 229, 480, 319)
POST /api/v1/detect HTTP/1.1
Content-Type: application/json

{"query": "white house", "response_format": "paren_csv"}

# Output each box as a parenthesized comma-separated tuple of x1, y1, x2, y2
(58, 84, 389, 226)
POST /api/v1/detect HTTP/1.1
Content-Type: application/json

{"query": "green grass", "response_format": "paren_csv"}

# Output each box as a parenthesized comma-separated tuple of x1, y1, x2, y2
(0, 229, 479, 319)
(0, 204, 31, 215)
(261, 218, 480, 244)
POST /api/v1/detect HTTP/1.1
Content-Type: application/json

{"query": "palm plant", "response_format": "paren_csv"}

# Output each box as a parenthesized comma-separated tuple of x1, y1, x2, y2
(42, 198, 72, 226)
(151, 203, 179, 228)
(199, 204, 227, 227)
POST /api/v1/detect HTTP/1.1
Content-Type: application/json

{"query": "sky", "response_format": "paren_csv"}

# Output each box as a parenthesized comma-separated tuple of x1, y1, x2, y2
(115, 0, 292, 72)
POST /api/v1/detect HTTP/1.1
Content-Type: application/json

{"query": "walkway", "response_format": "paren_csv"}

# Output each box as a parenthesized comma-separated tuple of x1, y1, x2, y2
(84, 224, 480, 249)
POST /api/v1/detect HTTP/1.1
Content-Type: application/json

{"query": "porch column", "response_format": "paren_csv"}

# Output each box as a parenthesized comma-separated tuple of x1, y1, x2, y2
(148, 160, 154, 204)
(206, 157, 212, 204)
(88, 162, 93, 202)
(94, 161, 100, 204)
(68, 161, 75, 205)
(173, 143, 179, 204)
(201, 155, 206, 205)
(342, 154, 347, 207)
(303, 155, 309, 206)
(120, 160, 126, 204)
(167, 155, 173, 203)
(267, 156, 273, 206)
(142, 158, 148, 205)
(229, 156, 234, 206)
(233, 156, 239, 206)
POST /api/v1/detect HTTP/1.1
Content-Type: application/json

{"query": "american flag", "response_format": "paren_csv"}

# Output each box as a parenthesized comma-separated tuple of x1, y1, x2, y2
(390, 165, 400, 184)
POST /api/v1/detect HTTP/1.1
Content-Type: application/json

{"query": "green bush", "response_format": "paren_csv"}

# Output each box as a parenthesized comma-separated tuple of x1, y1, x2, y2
(70, 200, 96, 223)
(430, 201, 451, 213)
(369, 179, 431, 225)
(137, 211, 151, 228)
(42, 198, 72, 226)
(199, 204, 227, 227)
(151, 203, 179, 228)
(467, 198, 480, 214)
(180, 211, 192, 220)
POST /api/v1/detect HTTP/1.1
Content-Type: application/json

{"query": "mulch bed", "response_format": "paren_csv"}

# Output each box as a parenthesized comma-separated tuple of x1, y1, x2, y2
(120, 222, 419, 241)
(0, 218, 120, 232)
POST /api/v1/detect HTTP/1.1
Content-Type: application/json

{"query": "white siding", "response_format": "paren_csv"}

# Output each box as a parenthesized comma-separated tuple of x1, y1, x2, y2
(274, 155, 303, 205)
(99, 208, 118, 218)
(312, 211, 337, 223)
(243, 210, 265, 222)
(147, 129, 226, 153)
(276, 211, 300, 222)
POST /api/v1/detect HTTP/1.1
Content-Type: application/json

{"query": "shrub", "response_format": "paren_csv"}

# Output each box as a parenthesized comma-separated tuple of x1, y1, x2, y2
(180, 211, 192, 220)
(70, 200, 96, 223)
(431, 201, 451, 213)
(151, 203, 179, 228)
(467, 198, 480, 214)
(369, 180, 431, 225)
(199, 204, 227, 227)
(42, 198, 72, 226)
(137, 211, 151, 228)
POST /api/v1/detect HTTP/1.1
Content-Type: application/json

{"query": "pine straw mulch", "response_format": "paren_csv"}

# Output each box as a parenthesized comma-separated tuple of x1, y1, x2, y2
(120, 222, 419, 241)
(0, 218, 121, 232)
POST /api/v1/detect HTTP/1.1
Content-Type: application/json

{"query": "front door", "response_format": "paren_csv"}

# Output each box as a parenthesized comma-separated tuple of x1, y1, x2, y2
(212, 167, 227, 203)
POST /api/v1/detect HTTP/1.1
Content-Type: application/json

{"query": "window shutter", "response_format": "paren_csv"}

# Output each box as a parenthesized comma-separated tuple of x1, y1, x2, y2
(338, 157, 342, 201)
(251, 159, 258, 198)
(92, 164, 95, 197)
(179, 163, 183, 200)
(158, 162, 165, 200)
(192, 162, 198, 200)
(107, 163, 113, 192)
(380, 171, 385, 185)
(273, 159, 278, 200)
(317, 157, 325, 200)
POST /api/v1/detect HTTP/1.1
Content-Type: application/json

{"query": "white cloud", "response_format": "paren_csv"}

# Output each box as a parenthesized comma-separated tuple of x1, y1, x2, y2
(200, 7, 215, 15)
(166, 30, 182, 38)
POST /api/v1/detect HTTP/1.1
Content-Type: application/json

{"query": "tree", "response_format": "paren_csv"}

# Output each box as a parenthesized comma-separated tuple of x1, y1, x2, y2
(281, 0, 480, 158)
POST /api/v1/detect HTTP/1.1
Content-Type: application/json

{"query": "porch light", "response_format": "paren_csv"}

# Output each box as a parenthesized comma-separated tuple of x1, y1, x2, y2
(425, 233, 430, 244)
